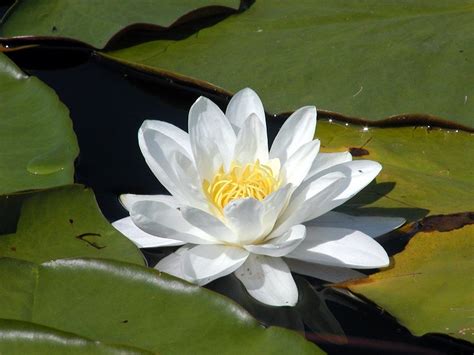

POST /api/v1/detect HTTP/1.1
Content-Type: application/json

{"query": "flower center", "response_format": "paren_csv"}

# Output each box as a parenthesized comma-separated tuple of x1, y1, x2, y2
(203, 160, 279, 211)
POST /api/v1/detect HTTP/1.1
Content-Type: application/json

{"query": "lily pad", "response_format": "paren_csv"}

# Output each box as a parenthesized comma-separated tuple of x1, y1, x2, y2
(0, 52, 78, 195)
(315, 122, 474, 220)
(107, 0, 474, 127)
(0, 319, 151, 354)
(0, 185, 145, 265)
(343, 224, 474, 342)
(0, 257, 323, 354)
(0, 0, 241, 49)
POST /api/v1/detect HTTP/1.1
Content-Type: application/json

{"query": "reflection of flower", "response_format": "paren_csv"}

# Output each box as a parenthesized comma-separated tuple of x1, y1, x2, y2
(113, 88, 404, 306)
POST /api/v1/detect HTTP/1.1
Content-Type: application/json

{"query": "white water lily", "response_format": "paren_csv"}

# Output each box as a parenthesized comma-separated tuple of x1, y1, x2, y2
(113, 88, 404, 306)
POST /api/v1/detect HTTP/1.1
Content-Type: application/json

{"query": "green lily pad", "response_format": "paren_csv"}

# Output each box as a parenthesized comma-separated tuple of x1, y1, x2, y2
(343, 224, 474, 342)
(316, 122, 474, 221)
(107, 0, 474, 127)
(0, 53, 78, 195)
(0, 185, 144, 265)
(0, 319, 151, 354)
(0, 257, 323, 354)
(0, 0, 241, 49)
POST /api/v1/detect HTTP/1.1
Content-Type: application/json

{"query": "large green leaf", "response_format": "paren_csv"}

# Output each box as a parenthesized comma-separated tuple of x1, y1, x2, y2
(0, 319, 151, 354)
(0, 185, 144, 265)
(343, 224, 474, 342)
(0, 257, 322, 354)
(316, 122, 474, 221)
(0, 0, 241, 49)
(0, 53, 78, 195)
(107, 0, 474, 127)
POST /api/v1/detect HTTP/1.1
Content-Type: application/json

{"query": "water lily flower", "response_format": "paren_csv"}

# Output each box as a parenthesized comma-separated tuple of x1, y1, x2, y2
(113, 88, 404, 306)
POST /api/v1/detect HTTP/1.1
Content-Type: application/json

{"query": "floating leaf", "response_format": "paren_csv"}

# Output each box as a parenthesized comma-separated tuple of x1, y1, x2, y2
(107, 1, 474, 127)
(0, 0, 241, 49)
(0, 257, 323, 354)
(342, 224, 474, 342)
(316, 122, 474, 220)
(0, 53, 78, 195)
(0, 185, 144, 265)
(0, 319, 151, 355)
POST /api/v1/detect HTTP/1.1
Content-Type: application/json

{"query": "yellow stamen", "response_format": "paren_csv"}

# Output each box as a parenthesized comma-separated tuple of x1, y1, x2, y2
(203, 160, 279, 211)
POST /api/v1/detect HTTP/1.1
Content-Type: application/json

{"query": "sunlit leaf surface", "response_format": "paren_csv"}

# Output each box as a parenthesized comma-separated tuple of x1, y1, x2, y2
(0, 185, 145, 265)
(343, 224, 474, 342)
(0, 53, 78, 195)
(0, 257, 323, 354)
(108, 0, 474, 127)
(0, 0, 241, 48)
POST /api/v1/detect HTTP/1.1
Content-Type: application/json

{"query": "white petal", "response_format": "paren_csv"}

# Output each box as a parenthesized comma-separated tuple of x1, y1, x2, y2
(270, 106, 317, 165)
(330, 160, 382, 201)
(223, 198, 265, 244)
(190, 135, 222, 183)
(138, 121, 204, 206)
(233, 113, 269, 164)
(183, 244, 249, 286)
(124, 155, 207, 212)
(120, 194, 179, 212)
(130, 201, 217, 244)
(169, 151, 210, 210)
(235, 254, 298, 306)
(245, 225, 306, 257)
(181, 206, 237, 244)
(305, 151, 352, 181)
(112, 216, 185, 248)
(310, 211, 405, 239)
(281, 139, 320, 187)
(265, 158, 281, 178)
(271, 171, 347, 237)
(189, 97, 236, 179)
(285, 258, 365, 283)
(140, 120, 192, 155)
(225, 88, 266, 134)
(272, 160, 382, 236)
(155, 245, 193, 281)
(287, 226, 389, 269)
(261, 183, 293, 236)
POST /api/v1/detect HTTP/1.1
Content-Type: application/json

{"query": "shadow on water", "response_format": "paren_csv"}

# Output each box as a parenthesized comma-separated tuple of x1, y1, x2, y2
(5, 47, 473, 354)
